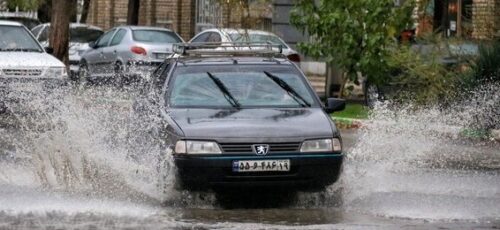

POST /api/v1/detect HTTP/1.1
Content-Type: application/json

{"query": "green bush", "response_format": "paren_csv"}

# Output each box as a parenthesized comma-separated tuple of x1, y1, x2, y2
(466, 40, 500, 86)
(383, 45, 459, 106)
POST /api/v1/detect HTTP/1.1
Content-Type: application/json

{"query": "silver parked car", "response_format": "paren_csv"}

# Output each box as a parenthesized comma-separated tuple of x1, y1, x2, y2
(31, 23, 104, 78)
(0, 20, 67, 114)
(189, 28, 301, 63)
(79, 26, 184, 83)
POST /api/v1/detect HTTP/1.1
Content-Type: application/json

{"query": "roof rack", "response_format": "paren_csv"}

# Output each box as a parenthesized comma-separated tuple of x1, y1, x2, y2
(172, 42, 285, 58)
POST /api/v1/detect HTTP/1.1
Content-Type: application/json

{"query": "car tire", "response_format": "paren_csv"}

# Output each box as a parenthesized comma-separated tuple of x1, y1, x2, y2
(364, 81, 380, 109)
(78, 62, 90, 87)
(114, 62, 126, 86)
(0, 101, 7, 114)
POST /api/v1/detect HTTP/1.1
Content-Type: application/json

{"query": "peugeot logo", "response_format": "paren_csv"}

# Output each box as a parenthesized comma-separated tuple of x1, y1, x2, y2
(253, 144, 269, 155)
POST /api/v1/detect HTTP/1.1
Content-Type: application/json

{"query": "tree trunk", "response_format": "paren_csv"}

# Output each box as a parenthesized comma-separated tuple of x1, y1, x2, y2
(80, 0, 91, 23)
(49, 0, 72, 66)
(127, 0, 140, 25)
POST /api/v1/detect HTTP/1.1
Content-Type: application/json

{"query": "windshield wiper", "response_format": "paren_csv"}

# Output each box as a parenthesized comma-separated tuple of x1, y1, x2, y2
(206, 72, 241, 108)
(263, 71, 311, 107)
(0, 48, 42, 52)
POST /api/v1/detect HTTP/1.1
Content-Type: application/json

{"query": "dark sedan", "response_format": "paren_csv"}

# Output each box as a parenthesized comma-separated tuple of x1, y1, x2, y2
(133, 44, 345, 192)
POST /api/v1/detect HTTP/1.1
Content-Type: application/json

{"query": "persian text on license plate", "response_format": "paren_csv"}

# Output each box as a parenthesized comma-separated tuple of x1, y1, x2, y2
(232, 159, 290, 172)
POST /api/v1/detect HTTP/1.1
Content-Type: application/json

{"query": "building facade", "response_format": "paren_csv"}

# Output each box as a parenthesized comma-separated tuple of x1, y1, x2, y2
(417, 0, 500, 39)
(86, 0, 272, 40)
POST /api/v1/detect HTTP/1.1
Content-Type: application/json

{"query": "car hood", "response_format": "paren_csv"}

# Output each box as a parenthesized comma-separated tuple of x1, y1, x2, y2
(0, 52, 65, 68)
(168, 108, 334, 139)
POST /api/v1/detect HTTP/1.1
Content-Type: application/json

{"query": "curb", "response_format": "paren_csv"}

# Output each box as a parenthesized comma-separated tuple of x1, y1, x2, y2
(333, 117, 365, 129)
(334, 117, 500, 143)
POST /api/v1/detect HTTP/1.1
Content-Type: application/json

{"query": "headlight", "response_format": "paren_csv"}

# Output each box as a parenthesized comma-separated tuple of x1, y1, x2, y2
(300, 138, 342, 152)
(174, 140, 222, 154)
(44, 67, 68, 78)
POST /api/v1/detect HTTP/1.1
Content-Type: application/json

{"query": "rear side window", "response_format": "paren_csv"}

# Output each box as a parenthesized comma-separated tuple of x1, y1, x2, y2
(38, 26, 49, 42)
(191, 32, 209, 43)
(70, 27, 104, 43)
(110, 29, 126, 46)
(31, 25, 43, 38)
(132, 30, 182, 43)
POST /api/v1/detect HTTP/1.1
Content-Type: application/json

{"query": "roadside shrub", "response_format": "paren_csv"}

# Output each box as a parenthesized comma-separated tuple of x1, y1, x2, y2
(383, 45, 458, 107)
(464, 40, 500, 87)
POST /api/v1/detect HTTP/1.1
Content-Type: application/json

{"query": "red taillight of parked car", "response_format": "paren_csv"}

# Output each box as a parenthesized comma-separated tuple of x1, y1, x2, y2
(131, 46, 147, 55)
(287, 53, 301, 63)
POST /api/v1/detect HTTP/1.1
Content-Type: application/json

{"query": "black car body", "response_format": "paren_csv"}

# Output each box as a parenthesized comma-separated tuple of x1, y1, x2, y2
(136, 44, 345, 191)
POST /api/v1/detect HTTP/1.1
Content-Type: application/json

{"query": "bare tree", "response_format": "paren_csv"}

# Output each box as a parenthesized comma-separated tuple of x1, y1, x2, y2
(49, 0, 73, 65)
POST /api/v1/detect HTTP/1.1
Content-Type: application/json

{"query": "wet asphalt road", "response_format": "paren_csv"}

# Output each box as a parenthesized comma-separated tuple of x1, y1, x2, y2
(0, 86, 499, 229)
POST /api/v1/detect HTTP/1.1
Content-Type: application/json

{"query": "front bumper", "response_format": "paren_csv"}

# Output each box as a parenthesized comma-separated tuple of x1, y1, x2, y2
(174, 153, 344, 190)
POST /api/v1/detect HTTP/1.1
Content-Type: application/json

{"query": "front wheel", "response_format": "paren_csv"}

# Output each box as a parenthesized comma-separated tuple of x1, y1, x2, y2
(78, 62, 90, 87)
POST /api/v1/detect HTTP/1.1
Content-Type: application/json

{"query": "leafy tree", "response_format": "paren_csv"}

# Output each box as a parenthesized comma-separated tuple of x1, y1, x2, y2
(7, 0, 41, 11)
(290, 0, 415, 90)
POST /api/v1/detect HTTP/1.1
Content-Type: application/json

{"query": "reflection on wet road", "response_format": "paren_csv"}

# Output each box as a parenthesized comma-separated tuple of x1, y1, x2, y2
(0, 85, 499, 229)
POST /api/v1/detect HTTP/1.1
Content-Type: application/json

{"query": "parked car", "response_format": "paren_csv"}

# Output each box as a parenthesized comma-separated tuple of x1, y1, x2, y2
(0, 12, 40, 29)
(31, 23, 104, 78)
(189, 28, 301, 63)
(131, 43, 345, 192)
(79, 26, 184, 84)
(0, 20, 67, 114)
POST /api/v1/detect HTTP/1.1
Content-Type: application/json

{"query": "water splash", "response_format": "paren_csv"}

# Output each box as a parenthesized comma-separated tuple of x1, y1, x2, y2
(341, 83, 500, 221)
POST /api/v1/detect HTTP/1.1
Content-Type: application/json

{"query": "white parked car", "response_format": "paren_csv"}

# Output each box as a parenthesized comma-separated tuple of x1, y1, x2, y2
(0, 20, 67, 114)
(31, 23, 104, 78)
(189, 28, 301, 63)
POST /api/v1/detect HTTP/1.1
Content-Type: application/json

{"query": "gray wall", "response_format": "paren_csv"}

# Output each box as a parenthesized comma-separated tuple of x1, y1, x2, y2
(272, 0, 308, 51)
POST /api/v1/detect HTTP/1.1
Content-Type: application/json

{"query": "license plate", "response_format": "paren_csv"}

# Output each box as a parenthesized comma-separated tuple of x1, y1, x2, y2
(156, 53, 168, 59)
(232, 159, 290, 172)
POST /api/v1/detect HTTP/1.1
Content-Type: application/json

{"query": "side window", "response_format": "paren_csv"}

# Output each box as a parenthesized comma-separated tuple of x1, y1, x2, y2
(38, 26, 49, 42)
(191, 32, 209, 43)
(31, 25, 43, 38)
(110, 29, 127, 46)
(96, 29, 115, 48)
(207, 32, 221, 44)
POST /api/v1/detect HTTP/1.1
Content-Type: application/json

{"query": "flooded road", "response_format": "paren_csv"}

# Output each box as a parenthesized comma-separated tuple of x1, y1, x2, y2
(0, 85, 499, 229)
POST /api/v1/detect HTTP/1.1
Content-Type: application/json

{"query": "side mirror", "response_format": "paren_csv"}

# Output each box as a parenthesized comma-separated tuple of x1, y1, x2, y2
(325, 98, 346, 113)
(89, 41, 97, 49)
(45, 47, 54, 54)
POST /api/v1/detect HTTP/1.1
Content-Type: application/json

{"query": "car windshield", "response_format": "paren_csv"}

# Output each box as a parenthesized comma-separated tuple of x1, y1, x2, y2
(0, 25, 43, 52)
(70, 27, 103, 43)
(132, 30, 182, 43)
(169, 65, 317, 108)
(229, 33, 286, 47)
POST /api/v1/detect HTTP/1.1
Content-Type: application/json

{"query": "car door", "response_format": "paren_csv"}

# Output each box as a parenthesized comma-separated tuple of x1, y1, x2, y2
(87, 29, 115, 75)
(105, 28, 127, 72)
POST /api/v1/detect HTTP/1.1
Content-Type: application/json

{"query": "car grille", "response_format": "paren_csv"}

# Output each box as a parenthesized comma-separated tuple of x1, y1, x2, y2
(2, 69, 43, 77)
(219, 142, 301, 154)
